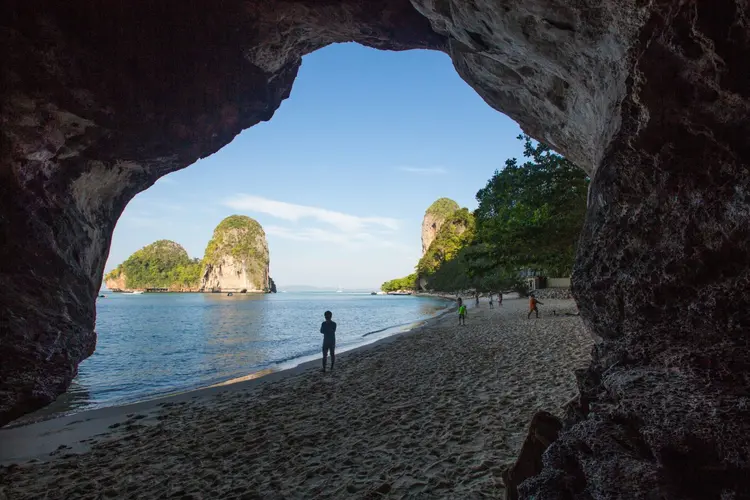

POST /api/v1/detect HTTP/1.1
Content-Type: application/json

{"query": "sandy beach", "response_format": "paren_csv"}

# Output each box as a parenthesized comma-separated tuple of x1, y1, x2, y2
(0, 297, 592, 499)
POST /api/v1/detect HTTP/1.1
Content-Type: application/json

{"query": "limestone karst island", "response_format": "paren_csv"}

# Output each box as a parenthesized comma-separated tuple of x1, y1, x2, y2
(105, 215, 277, 293)
(3, 2, 748, 500)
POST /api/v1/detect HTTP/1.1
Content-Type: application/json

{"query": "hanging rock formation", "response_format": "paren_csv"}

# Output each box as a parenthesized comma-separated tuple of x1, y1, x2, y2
(421, 197, 459, 255)
(200, 215, 270, 293)
(1, 1, 750, 498)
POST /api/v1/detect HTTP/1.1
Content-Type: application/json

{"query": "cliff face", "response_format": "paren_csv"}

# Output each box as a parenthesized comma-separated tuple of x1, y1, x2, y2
(421, 198, 459, 255)
(104, 270, 127, 291)
(418, 207, 475, 277)
(200, 216, 270, 292)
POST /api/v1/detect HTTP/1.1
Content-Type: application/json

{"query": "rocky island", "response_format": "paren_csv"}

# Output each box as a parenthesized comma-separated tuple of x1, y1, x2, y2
(382, 197, 474, 292)
(104, 216, 273, 293)
(201, 215, 270, 293)
(104, 240, 202, 292)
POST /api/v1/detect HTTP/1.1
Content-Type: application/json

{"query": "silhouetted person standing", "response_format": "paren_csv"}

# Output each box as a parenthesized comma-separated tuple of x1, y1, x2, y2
(320, 310, 337, 372)
(489, 293, 494, 309)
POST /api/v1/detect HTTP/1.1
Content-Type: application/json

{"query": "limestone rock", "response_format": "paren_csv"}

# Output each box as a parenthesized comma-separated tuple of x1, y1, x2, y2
(200, 216, 270, 293)
(104, 269, 127, 291)
(421, 198, 459, 255)
(502, 411, 563, 500)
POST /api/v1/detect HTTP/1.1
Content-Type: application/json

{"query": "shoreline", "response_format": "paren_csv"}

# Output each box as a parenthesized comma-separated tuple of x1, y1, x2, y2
(3, 296, 458, 432)
(1, 297, 591, 498)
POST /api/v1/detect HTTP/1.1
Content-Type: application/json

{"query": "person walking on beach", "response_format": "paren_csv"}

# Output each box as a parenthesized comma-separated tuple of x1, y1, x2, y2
(475, 292, 480, 307)
(528, 294, 543, 319)
(488, 293, 494, 309)
(320, 310, 337, 372)
(457, 298, 467, 326)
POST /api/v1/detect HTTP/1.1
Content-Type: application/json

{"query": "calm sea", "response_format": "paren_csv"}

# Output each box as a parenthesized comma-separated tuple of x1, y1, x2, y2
(39, 292, 451, 416)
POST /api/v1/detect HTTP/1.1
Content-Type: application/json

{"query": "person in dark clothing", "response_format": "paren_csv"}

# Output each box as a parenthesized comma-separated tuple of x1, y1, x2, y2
(320, 310, 337, 372)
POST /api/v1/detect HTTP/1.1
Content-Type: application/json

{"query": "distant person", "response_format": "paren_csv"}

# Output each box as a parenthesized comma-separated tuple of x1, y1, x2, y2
(489, 293, 494, 309)
(475, 292, 480, 307)
(528, 294, 543, 319)
(458, 298, 467, 326)
(320, 310, 337, 372)
(498, 292, 503, 306)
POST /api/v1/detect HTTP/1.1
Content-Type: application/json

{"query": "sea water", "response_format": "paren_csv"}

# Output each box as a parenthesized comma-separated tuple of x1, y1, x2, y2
(43, 292, 450, 415)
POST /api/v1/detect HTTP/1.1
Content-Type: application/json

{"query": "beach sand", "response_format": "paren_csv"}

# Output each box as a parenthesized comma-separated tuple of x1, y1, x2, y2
(0, 297, 592, 499)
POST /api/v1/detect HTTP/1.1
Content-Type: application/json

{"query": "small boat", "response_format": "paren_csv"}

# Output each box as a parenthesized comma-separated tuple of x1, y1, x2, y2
(227, 292, 234, 296)
(370, 292, 377, 295)
(98, 294, 106, 298)
(132, 290, 144, 295)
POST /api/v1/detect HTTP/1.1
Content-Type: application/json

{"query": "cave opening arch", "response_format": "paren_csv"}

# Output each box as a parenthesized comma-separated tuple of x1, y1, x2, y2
(2, 1, 750, 497)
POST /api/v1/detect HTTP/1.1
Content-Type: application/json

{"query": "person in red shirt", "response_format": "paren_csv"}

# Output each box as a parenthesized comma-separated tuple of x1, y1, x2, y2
(528, 294, 543, 319)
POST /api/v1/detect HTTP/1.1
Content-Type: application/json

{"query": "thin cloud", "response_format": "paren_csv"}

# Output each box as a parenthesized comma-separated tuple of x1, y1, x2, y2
(223, 195, 400, 232)
(398, 166, 448, 174)
(265, 225, 410, 250)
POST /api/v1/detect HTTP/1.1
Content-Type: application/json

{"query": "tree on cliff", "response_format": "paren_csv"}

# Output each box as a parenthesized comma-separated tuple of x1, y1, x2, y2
(473, 135, 589, 277)
(105, 240, 202, 289)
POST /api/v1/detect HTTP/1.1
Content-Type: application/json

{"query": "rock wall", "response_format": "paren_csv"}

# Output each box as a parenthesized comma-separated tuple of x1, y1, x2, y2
(1, 2, 750, 498)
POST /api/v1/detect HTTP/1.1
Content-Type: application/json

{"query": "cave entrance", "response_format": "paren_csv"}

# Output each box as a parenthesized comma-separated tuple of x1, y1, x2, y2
(3, 2, 750, 497)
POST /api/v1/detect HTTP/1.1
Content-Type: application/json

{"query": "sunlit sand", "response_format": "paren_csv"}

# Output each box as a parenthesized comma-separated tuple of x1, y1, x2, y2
(0, 297, 591, 499)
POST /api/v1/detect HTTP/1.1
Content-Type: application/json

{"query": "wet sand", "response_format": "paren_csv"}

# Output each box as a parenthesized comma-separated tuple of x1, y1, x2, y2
(0, 297, 592, 499)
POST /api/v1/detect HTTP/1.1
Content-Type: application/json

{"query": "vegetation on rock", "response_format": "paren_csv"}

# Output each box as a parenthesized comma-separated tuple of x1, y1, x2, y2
(105, 240, 202, 289)
(417, 208, 475, 277)
(425, 198, 460, 220)
(383, 136, 588, 294)
(381, 274, 417, 293)
(201, 215, 269, 291)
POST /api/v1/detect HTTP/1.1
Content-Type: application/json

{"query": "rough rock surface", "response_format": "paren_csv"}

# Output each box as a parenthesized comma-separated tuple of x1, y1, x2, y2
(1, 1, 750, 499)
(103, 272, 127, 292)
(502, 411, 563, 500)
(421, 197, 459, 255)
(200, 216, 270, 293)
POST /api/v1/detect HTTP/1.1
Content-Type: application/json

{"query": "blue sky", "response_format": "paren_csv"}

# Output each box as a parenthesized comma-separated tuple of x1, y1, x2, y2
(107, 43, 524, 289)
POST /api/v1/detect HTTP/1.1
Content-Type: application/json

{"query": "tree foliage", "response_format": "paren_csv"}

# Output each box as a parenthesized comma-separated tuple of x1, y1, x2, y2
(105, 240, 202, 289)
(381, 274, 417, 293)
(425, 198, 460, 219)
(473, 135, 588, 277)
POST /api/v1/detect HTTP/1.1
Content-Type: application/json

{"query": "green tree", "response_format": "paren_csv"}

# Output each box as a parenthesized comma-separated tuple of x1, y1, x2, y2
(381, 274, 417, 293)
(473, 135, 588, 277)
